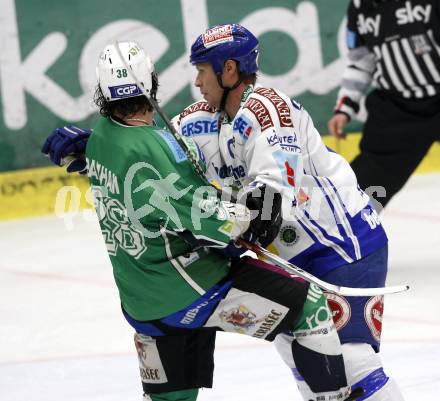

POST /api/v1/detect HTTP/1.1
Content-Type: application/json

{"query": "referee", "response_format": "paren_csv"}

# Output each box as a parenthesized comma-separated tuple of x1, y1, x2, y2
(328, 0, 440, 209)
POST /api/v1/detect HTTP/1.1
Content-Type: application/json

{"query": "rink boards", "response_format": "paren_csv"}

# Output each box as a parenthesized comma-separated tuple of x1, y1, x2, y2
(0, 133, 439, 220)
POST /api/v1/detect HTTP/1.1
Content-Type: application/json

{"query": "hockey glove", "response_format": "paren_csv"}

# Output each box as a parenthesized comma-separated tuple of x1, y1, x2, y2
(240, 183, 282, 248)
(41, 125, 92, 174)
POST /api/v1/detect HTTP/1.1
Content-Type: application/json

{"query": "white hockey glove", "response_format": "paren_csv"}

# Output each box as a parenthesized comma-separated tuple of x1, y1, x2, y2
(216, 201, 251, 240)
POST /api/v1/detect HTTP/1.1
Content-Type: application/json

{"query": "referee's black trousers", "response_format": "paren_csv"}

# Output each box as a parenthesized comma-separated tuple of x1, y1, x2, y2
(351, 89, 440, 210)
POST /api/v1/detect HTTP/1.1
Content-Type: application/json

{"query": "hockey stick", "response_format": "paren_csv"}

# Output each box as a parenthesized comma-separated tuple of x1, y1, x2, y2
(238, 239, 410, 296)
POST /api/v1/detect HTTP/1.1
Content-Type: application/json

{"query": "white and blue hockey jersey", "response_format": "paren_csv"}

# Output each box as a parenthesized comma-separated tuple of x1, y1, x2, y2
(174, 85, 387, 278)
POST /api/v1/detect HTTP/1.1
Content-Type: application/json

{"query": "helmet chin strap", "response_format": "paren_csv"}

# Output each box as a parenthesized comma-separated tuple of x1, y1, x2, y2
(216, 74, 242, 112)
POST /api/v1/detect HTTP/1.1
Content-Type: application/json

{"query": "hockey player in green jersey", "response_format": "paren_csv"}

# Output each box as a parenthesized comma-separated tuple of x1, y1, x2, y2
(42, 41, 361, 401)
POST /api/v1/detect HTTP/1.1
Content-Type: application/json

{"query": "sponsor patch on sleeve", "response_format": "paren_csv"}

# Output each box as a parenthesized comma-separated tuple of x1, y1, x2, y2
(272, 149, 298, 188)
(255, 88, 293, 128)
(266, 131, 300, 153)
(180, 101, 216, 119)
(180, 117, 219, 137)
(233, 114, 253, 139)
(244, 98, 274, 131)
(160, 130, 187, 163)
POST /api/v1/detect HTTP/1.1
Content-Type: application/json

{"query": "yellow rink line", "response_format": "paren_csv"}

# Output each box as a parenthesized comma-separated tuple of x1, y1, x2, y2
(0, 133, 439, 221)
(0, 168, 91, 221)
(323, 133, 440, 174)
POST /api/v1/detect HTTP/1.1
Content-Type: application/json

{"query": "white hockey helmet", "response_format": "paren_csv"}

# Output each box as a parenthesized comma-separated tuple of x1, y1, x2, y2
(96, 41, 155, 102)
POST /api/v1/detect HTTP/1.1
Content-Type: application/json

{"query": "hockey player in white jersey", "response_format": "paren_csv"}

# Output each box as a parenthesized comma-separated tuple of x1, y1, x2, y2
(184, 24, 405, 401)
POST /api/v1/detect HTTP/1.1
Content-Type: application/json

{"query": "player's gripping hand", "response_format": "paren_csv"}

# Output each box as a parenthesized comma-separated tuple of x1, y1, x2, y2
(240, 183, 282, 247)
(41, 126, 92, 174)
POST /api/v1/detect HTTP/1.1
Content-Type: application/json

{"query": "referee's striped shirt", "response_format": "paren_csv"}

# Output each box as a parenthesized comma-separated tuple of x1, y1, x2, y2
(335, 0, 440, 118)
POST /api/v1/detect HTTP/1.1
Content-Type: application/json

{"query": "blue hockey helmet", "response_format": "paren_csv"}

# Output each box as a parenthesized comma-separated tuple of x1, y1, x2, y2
(190, 24, 259, 76)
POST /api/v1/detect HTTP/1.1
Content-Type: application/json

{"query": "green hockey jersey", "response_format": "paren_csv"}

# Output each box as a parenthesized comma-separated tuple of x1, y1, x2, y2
(85, 117, 241, 321)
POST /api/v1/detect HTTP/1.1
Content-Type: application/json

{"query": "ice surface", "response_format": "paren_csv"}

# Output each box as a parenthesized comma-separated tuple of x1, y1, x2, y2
(1, 173, 439, 401)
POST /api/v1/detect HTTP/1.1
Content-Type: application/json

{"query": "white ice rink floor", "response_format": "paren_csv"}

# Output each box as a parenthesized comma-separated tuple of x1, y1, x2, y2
(1, 173, 439, 401)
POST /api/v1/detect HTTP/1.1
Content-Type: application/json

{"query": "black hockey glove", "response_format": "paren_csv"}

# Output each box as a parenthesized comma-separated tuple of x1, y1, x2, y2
(240, 184, 282, 248)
